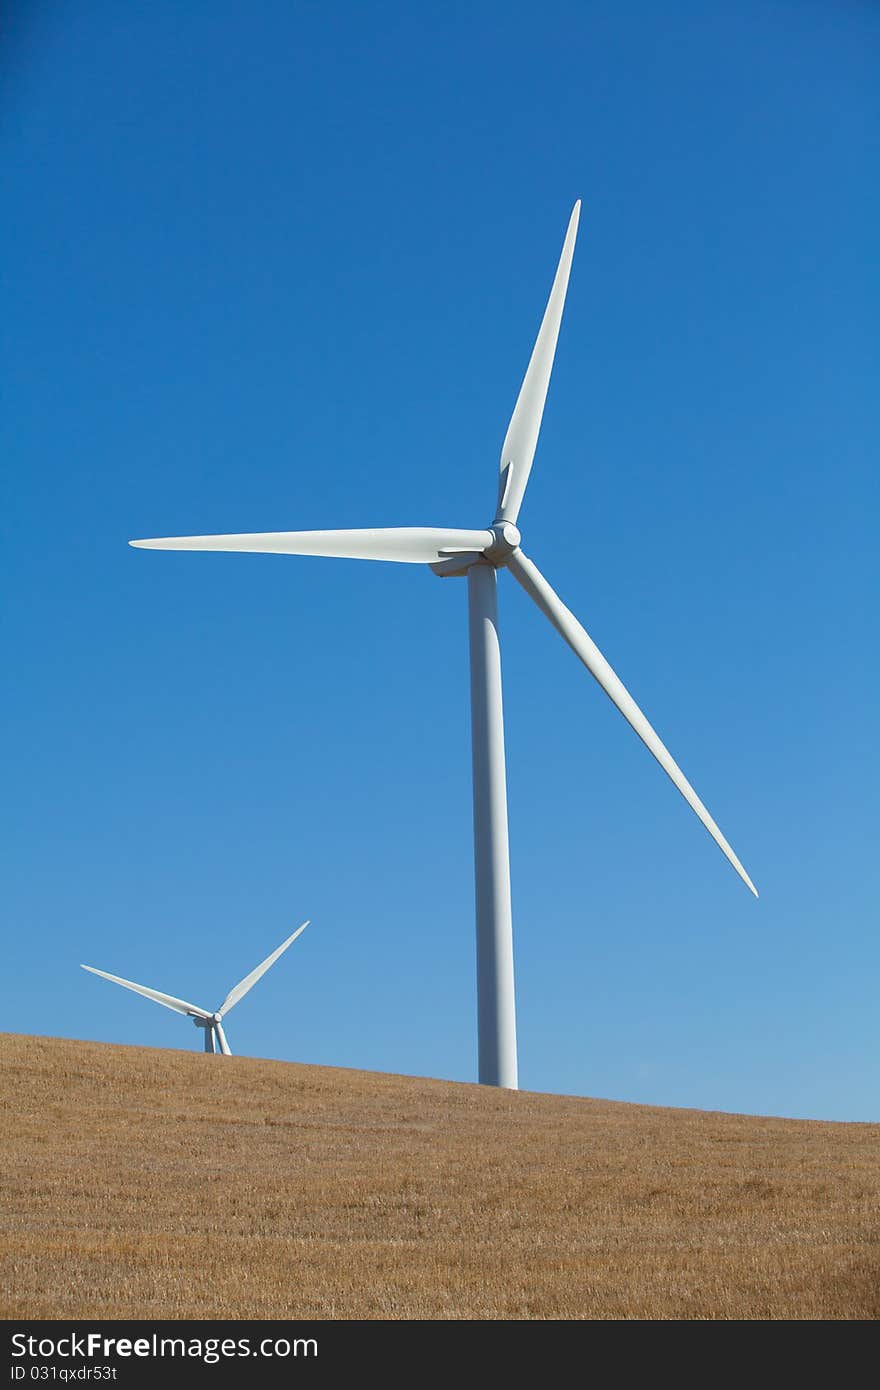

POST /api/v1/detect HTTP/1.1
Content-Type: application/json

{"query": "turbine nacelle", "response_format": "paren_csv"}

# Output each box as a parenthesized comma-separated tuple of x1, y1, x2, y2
(430, 523, 522, 579)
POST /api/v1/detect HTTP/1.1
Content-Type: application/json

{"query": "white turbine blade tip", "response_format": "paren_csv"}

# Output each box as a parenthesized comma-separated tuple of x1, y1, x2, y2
(130, 537, 185, 549)
(716, 849, 758, 899)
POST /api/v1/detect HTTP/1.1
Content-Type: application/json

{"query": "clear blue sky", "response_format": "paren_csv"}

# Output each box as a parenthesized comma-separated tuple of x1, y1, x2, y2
(3, 2, 877, 1120)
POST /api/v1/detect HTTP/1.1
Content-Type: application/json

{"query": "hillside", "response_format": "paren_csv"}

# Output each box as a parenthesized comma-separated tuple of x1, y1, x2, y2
(1, 1033, 877, 1320)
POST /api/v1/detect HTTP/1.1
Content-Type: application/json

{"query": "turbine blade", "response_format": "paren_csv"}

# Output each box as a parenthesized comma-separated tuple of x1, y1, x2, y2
(506, 551, 758, 897)
(218, 920, 310, 1016)
(496, 201, 581, 525)
(215, 1022, 232, 1056)
(80, 964, 212, 1018)
(130, 528, 494, 565)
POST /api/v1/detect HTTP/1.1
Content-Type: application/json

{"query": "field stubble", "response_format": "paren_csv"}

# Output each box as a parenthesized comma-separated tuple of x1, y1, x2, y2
(1, 1033, 877, 1319)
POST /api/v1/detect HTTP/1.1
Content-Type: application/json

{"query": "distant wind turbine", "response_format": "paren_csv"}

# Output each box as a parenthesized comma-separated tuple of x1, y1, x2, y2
(81, 922, 309, 1054)
(131, 200, 757, 1090)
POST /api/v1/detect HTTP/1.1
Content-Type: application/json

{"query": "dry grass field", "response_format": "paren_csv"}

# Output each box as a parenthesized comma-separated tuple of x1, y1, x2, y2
(1, 1032, 877, 1320)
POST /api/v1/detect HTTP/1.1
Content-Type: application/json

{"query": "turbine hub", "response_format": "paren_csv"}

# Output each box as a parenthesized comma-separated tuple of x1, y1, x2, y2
(484, 522, 521, 566)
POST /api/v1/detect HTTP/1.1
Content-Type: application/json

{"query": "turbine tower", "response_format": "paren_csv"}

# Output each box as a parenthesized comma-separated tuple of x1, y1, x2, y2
(131, 201, 757, 1089)
(82, 922, 309, 1054)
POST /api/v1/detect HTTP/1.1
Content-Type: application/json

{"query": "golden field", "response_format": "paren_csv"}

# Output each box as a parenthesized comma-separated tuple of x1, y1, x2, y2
(0, 1032, 877, 1320)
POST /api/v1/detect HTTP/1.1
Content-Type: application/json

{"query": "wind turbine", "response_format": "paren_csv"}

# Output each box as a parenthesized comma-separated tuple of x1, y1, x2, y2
(130, 200, 757, 1090)
(81, 922, 310, 1054)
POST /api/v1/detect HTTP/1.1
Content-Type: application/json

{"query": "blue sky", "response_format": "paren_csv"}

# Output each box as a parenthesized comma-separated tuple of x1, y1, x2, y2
(3, 2, 877, 1120)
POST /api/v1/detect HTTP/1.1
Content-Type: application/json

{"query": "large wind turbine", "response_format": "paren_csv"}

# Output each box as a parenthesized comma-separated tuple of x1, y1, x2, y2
(131, 201, 757, 1089)
(81, 922, 309, 1054)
